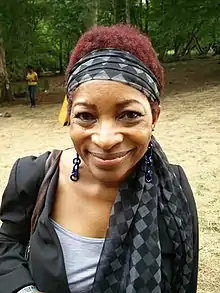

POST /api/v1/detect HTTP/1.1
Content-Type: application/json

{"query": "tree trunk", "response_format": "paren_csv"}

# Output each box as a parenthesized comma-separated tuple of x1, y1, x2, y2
(94, 0, 99, 25)
(125, 0, 131, 24)
(83, 2, 97, 30)
(0, 41, 12, 103)
(174, 37, 183, 57)
(112, 0, 117, 23)
(59, 38, 63, 74)
(193, 35, 203, 55)
(158, 48, 167, 62)
(180, 23, 203, 56)
(139, 0, 143, 31)
(145, 0, 150, 33)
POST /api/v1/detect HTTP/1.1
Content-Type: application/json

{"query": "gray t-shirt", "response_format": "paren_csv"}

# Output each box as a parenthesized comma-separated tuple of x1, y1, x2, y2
(51, 219, 105, 293)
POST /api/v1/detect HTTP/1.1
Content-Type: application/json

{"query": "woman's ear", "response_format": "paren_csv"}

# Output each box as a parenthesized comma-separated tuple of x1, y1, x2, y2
(152, 104, 161, 125)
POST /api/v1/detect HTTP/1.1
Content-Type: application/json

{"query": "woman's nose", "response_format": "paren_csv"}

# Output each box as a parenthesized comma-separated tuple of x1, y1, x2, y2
(91, 122, 123, 150)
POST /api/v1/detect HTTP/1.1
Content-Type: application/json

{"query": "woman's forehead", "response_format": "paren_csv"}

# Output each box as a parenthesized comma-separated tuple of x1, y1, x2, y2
(72, 80, 149, 107)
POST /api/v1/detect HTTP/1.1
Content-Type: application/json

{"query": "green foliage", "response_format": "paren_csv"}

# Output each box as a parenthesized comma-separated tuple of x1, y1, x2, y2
(149, 0, 220, 59)
(0, 0, 220, 80)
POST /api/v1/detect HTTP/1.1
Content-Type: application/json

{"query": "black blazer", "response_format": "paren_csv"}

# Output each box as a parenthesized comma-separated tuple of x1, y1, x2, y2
(0, 153, 199, 293)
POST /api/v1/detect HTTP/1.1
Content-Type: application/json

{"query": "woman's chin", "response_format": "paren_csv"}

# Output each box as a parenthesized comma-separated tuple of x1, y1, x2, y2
(89, 166, 130, 186)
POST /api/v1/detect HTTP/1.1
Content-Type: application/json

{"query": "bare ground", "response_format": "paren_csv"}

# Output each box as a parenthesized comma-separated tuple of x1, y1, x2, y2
(0, 58, 220, 293)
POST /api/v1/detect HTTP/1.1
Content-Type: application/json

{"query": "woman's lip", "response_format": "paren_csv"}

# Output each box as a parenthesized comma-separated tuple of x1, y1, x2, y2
(89, 150, 131, 160)
(89, 150, 132, 167)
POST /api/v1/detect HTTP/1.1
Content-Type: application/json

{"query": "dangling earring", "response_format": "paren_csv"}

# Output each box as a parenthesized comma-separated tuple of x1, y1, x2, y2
(70, 153, 81, 181)
(144, 142, 153, 183)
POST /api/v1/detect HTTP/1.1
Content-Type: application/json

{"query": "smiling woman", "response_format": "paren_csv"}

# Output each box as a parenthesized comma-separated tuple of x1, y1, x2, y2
(0, 25, 198, 293)
(70, 80, 154, 183)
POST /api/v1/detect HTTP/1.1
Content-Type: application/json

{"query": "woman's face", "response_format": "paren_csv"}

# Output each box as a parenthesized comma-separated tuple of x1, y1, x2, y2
(70, 80, 159, 184)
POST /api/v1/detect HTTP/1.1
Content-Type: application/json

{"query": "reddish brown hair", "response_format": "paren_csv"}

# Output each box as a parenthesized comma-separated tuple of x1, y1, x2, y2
(66, 24, 164, 93)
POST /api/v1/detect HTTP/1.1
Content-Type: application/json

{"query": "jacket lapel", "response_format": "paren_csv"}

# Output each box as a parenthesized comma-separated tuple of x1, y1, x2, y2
(29, 167, 71, 293)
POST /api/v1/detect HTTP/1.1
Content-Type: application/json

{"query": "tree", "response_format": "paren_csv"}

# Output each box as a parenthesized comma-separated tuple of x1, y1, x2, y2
(0, 25, 12, 102)
(0, 0, 220, 102)
(0, 44, 12, 102)
(125, 0, 131, 24)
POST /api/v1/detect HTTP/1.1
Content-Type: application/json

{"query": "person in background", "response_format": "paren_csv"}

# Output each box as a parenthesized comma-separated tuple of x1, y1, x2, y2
(0, 25, 198, 293)
(26, 65, 38, 108)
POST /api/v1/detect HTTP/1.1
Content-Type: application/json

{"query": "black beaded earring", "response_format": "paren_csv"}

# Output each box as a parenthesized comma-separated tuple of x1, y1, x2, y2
(70, 153, 81, 181)
(144, 142, 153, 183)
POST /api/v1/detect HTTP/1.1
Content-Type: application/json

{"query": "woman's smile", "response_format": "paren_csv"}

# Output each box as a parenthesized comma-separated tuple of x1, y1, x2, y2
(88, 149, 133, 167)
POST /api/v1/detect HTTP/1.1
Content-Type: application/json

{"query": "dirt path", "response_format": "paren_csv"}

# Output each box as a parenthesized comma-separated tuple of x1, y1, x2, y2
(0, 58, 220, 293)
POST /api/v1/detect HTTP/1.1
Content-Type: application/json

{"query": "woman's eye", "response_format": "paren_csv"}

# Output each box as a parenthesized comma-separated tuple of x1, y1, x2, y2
(74, 112, 96, 122)
(119, 111, 142, 120)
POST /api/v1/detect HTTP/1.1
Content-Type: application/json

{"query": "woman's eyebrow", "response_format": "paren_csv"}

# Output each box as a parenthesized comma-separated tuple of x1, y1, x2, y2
(73, 99, 142, 108)
(116, 99, 143, 107)
(73, 101, 96, 109)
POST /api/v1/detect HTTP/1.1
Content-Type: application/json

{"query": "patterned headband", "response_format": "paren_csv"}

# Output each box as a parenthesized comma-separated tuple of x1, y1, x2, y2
(66, 49, 160, 105)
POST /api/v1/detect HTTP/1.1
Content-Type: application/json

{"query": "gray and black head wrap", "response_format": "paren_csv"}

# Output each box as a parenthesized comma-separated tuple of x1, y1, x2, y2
(66, 48, 160, 114)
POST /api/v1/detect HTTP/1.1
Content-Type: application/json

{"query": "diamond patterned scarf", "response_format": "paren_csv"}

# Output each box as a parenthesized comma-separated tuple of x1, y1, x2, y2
(66, 49, 194, 292)
(92, 137, 193, 293)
